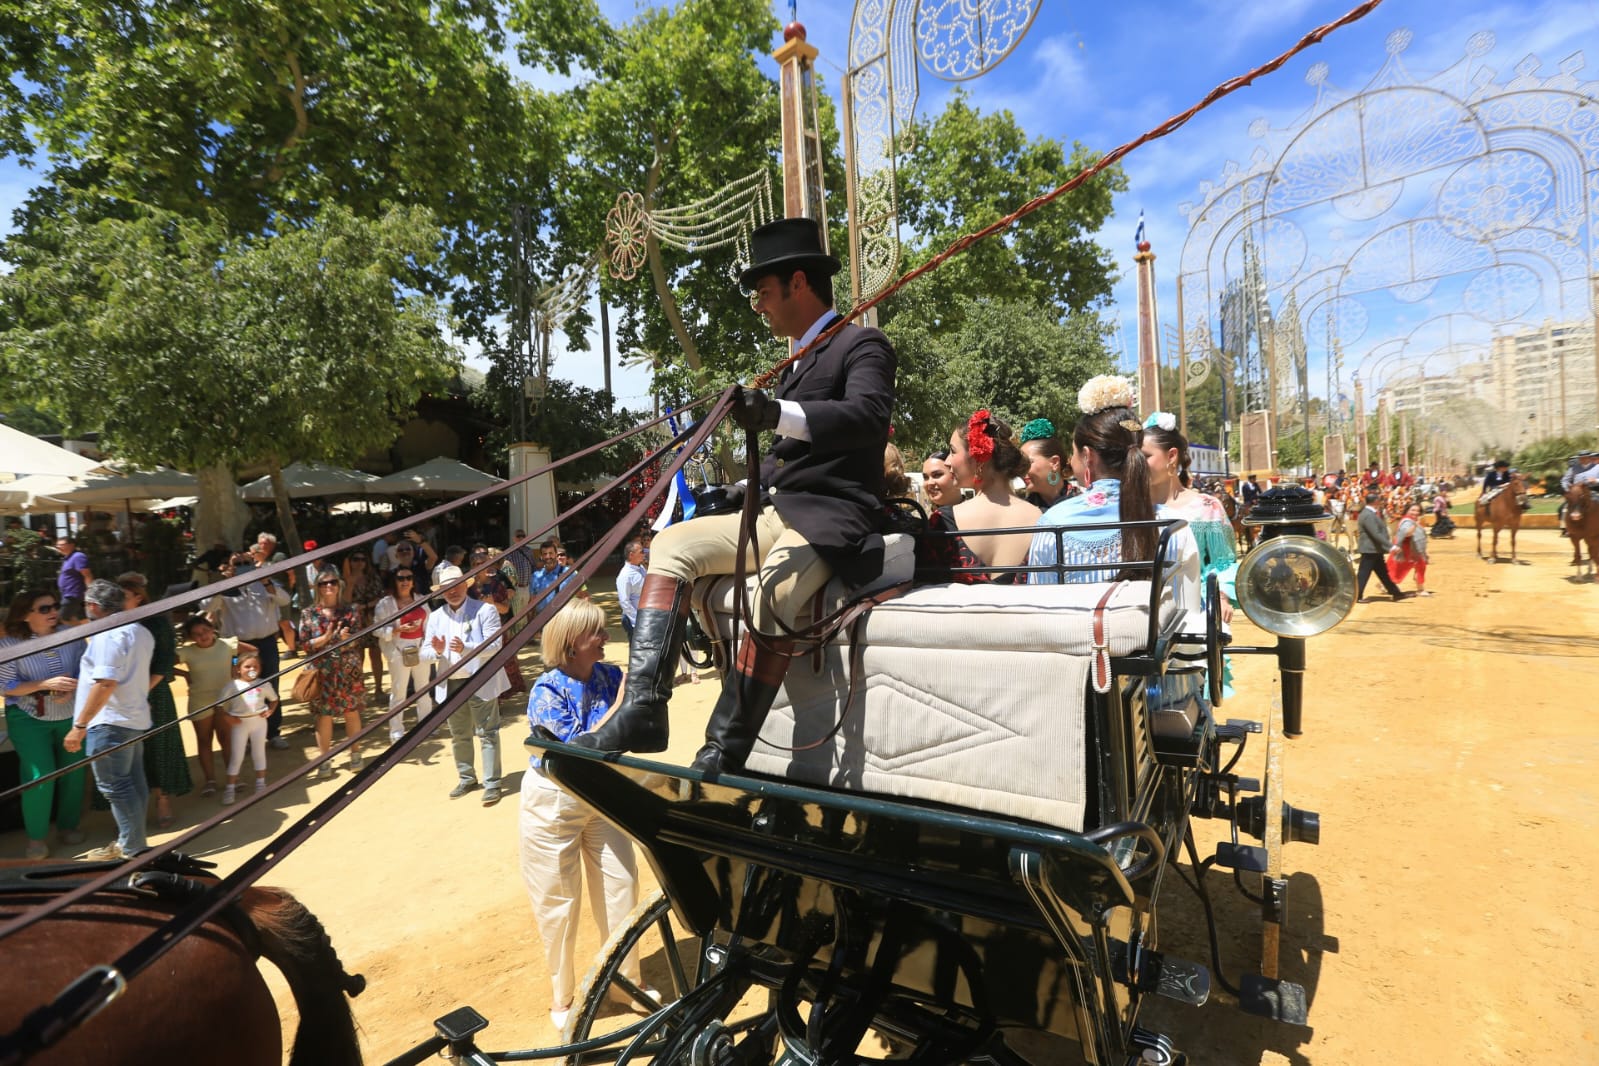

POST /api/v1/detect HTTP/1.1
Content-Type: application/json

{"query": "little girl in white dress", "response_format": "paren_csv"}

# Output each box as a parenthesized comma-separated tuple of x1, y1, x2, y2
(219, 653, 278, 805)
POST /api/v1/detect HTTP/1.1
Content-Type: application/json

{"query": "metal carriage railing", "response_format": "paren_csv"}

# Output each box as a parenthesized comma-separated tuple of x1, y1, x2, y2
(0, 389, 738, 1066)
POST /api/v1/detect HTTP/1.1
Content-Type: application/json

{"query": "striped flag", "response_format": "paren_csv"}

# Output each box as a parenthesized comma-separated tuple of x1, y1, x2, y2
(1135, 211, 1146, 248)
(651, 407, 698, 533)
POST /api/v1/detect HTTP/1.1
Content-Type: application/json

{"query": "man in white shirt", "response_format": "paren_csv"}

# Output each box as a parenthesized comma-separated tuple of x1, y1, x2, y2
(420, 564, 508, 806)
(615, 539, 647, 637)
(63, 580, 155, 860)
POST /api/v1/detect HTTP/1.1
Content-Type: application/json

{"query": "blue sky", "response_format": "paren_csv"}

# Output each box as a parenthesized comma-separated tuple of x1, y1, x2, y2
(4, 0, 1598, 416)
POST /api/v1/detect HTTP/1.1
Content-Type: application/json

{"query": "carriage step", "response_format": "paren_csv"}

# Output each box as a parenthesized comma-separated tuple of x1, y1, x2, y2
(1213, 842, 1268, 872)
(1110, 941, 1211, 1006)
(1238, 974, 1310, 1026)
(1215, 719, 1262, 742)
(434, 1005, 489, 1043)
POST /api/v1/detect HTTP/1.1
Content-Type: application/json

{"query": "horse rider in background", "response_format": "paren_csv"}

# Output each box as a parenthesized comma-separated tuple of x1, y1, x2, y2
(1479, 459, 1515, 507)
(1559, 451, 1599, 534)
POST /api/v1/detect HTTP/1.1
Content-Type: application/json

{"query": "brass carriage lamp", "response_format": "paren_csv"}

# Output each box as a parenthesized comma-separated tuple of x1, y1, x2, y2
(1237, 486, 1357, 737)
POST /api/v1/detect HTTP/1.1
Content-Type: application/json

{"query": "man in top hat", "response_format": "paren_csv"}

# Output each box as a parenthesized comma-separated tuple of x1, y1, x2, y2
(575, 217, 896, 774)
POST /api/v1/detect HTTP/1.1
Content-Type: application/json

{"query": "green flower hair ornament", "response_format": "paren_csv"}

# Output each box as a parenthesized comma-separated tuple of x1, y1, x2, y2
(1019, 418, 1056, 444)
(1144, 411, 1176, 432)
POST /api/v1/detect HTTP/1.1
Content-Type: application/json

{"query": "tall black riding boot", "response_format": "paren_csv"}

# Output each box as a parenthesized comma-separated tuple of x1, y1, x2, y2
(574, 574, 691, 754)
(691, 637, 794, 776)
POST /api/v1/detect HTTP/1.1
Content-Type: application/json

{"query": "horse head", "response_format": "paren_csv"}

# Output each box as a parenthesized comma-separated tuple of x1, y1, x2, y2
(1568, 482, 1595, 523)
(1510, 473, 1530, 509)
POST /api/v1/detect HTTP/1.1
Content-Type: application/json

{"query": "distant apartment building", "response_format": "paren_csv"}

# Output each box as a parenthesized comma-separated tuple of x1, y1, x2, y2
(1487, 320, 1596, 436)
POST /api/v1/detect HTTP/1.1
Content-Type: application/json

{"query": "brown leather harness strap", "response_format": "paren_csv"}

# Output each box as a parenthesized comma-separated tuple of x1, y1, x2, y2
(1091, 581, 1128, 695)
(763, 581, 911, 754)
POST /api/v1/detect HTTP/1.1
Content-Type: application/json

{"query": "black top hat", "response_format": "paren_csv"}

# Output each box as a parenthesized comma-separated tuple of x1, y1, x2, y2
(738, 218, 841, 291)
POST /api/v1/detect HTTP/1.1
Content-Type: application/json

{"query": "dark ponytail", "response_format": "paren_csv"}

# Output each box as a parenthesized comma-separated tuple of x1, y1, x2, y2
(1073, 406, 1157, 569)
(1142, 424, 1193, 488)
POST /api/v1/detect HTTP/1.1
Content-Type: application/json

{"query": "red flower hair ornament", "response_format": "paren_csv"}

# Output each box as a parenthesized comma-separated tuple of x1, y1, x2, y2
(966, 409, 995, 465)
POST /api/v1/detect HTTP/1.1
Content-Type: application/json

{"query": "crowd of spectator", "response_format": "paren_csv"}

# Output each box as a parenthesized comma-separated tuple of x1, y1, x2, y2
(1, 521, 607, 858)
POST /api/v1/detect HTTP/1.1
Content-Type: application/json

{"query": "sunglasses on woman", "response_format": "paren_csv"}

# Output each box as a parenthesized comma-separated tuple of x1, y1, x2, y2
(395, 574, 414, 581)
(33, 603, 59, 614)
(317, 580, 339, 587)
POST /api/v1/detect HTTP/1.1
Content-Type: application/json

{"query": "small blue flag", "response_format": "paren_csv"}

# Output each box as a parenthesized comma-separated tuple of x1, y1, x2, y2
(1135, 211, 1146, 248)
(652, 407, 697, 532)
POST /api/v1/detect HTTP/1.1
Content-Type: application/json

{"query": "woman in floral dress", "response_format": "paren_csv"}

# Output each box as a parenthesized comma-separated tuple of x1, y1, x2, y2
(297, 568, 366, 779)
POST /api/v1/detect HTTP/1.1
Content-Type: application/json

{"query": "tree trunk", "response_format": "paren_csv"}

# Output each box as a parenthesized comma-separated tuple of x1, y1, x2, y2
(267, 458, 302, 561)
(194, 462, 249, 550)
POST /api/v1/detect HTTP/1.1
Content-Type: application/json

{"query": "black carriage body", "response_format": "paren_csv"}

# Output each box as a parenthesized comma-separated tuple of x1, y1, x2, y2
(540, 656, 1216, 1065)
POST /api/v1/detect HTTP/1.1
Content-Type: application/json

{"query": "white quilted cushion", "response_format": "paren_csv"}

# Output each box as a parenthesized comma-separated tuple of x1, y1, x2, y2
(743, 582, 1177, 833)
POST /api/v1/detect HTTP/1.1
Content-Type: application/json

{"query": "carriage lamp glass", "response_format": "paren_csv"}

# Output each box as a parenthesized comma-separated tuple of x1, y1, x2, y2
(1235, 535, 1356, 638)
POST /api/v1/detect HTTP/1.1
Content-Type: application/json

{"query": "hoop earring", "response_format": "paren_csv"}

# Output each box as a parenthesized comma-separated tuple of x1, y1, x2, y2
(1046, 471, 1061, 486)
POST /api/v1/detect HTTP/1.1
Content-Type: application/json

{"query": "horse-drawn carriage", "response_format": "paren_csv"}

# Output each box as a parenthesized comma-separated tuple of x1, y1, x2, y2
(383, 490, 1354, 1066)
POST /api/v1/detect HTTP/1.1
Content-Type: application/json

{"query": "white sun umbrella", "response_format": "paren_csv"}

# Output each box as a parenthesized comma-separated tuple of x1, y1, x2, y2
(368, 457, 502, 497)
(52, 465, 200, 505)
(239, 461, 381, 500)
(0, 474, 83, 513)
(0, 423, 100, 478)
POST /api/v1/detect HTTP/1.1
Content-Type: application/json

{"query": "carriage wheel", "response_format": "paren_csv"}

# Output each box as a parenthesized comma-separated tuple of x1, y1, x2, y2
(563, 890, 775, 1065)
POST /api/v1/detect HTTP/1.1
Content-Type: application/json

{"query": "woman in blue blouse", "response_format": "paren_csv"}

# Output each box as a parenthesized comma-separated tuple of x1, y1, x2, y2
(1, 588, 87, 858)
(520, 600, 650, 1031)
(1029, 376, 1161, 583)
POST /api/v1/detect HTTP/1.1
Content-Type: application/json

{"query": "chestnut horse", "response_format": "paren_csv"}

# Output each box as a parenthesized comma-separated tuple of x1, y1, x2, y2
(0, 861, 364, 1066)
(1475, 473, 1528, 564)
(1564, 484, 1599, 580)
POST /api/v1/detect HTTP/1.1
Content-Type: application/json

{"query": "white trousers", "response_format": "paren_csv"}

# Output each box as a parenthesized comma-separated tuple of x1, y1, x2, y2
(518, 772, 640, 1007)
(225, 715, 269, 776)
(384, 645, 434, 740)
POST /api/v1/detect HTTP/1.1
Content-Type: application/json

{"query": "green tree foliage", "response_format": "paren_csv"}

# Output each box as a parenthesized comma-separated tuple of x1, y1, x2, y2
(0, 203, 457, 545)
(545, 0, 787, 395)
(470, 375, 649, 487)
(0, 0, 576, 350)
(875, 93, 1125, 458)
(886, 288, 1115, 456)
(890, 91, 1127, 324)
(1514, 432, 1598, 490)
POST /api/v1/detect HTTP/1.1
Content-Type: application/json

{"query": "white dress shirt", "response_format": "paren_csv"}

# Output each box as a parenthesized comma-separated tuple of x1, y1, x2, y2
(773, 310, 839, 442)
(76, 623, 154, 730)
(208, 580, 289, 641)
(420, 596, 508, 704)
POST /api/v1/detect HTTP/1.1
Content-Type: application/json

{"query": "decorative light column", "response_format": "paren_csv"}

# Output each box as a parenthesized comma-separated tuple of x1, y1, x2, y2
(1354, 376, 1367, 471)
(775, 20, 827, 229)
(1135, 236, 1163, 418)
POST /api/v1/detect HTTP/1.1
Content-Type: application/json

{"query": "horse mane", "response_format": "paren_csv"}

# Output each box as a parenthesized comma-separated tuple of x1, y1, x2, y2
(239, 886, 366, 1066)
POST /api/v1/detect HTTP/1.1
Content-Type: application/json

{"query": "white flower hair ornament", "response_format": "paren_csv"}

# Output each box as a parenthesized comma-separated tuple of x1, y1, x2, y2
(1144, 411, 1177, 432)
(1078, 375, 1137, 416)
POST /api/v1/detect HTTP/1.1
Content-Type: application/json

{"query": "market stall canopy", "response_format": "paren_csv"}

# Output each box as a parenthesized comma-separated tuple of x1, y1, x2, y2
(239, 462, 380, 501)
(0, 424, 100, 478)
(52, 466, 199, 504)
(368, 457, 502, 497)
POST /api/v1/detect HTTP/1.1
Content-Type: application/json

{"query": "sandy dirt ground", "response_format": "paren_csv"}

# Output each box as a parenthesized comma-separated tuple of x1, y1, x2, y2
(17, 526, 1599, 1064)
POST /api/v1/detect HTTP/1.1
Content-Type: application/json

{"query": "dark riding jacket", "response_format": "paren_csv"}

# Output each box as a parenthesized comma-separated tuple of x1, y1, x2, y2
(1482, 469, 1511, 493)
(761, 316, 897, 566)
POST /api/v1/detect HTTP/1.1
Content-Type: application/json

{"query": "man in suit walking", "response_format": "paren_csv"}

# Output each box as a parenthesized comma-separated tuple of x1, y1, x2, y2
(576, 217, 896, 773)
(1356, 488, 1409, 602)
